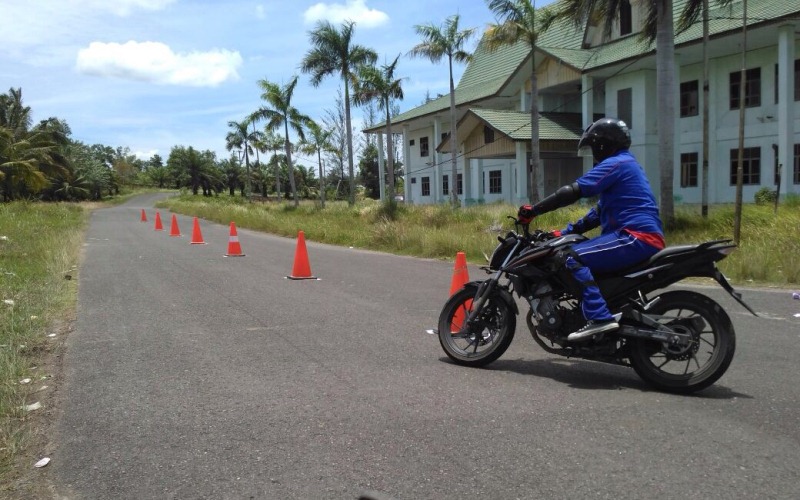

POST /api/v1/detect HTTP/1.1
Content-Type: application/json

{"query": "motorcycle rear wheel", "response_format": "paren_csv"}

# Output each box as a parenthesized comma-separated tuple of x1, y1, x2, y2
(438, 285, 516, 367)
(629, 290, 736, 394)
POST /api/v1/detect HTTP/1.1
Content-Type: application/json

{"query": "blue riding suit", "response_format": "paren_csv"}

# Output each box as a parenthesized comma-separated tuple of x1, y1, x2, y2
(562, 150, 665, 322)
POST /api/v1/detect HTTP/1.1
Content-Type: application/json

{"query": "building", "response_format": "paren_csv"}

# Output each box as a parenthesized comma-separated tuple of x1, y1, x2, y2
(364, 0, 800, 206)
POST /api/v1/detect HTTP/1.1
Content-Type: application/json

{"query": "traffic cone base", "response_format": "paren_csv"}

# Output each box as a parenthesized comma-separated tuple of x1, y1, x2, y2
(449, 252, 470, 333)
(190, 217, 206, 245)
(140, 209, 147, 222)
(225, 222, 245, 257)
(154, 211, 164, 231)
(169, 214, 182, 237)
(287, 230, 317, 280)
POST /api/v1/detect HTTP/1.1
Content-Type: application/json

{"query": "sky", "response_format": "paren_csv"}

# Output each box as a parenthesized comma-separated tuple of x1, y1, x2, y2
(1, 0, 555, 170)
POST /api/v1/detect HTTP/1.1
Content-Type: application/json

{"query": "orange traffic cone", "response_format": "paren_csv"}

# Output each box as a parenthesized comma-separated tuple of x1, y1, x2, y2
(225, 222, 245, 257)
(287, 230, 316, 280)
(169, 214, 182, 237)
(190, 217, 206, 245)
(140, 209, 147, 222)
(449, 252, 471, 332)
(154, 211, 164, 231)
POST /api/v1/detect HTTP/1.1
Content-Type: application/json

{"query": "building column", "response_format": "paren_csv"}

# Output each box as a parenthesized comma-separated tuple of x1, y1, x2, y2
(463, 147, 472, 205)
(777, 24, 795, 196)
(515, 141, 528, 203)
(475, 159, 484, 203)
(377, 132, 385, 201)
(581, 74, 594, 174)
(707, 58, 719, 204)
(433, 117, 442, 203)
(403, 124, 411, 204)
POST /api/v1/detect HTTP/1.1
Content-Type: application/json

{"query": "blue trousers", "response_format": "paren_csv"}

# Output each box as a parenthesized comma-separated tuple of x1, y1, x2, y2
(565, 231, 659, 321)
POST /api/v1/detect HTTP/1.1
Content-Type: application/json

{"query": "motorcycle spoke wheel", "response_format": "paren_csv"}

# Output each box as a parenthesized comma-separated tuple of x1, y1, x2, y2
(437, 286, 515, 367)
(629, 290, 735, 394)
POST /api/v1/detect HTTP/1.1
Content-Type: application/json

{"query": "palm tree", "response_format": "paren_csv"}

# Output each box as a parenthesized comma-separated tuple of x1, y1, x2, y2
(225, 119, 256, 199)
(299, 120, 334, 207)
(558, 0, 676, 223)
(251, 75, 310, 207)
(409, 15, 476, 207)
(301, 20, 378, 205)
(484, 1, 556, 203)
(352, 55, 405, 202)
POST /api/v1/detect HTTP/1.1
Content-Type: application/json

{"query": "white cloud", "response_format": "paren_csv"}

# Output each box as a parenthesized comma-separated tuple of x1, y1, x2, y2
(303, 0, 389, 28)
(79, 0, 177, 16)
(75, 41, 242, 87)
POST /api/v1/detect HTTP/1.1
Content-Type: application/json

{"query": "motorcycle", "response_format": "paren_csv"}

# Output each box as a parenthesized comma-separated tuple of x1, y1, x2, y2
(435, 214, 758, 394)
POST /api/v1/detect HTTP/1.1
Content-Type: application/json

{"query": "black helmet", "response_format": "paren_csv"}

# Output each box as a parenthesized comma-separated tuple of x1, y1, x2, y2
(577, 117, 631, 162)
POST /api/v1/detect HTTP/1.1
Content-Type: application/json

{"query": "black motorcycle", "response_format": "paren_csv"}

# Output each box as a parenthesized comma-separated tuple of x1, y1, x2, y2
(436, 214, 758, 394)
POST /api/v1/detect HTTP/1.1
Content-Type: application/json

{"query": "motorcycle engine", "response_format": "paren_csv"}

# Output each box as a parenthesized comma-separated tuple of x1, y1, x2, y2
(527, 284, 562, 334)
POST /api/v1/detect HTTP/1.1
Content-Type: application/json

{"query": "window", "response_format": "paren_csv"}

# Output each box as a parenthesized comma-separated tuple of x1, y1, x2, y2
(483, 126, 495, 144)
(442, 174, 449, 195)
(420, 137, 429, 157)
(456, 173, 463, 195)
(680, 80, 699, 117)
(441, 132, 449, 142)
(489, 170, 502, 194)
(794, 144, 800, 185)
(680, 152, 698, 187)
(409, 139, 415, 146)
(617, 88, 632, 129)
(729, 68, 761, 109)
(411, 177, 416, 184)
(619, 0, 632, 36)
(729, 147, 761, 185)
(421, 176, 430, 196)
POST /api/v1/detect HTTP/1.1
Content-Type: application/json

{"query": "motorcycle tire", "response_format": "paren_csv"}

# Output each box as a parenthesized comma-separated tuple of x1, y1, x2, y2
(437, 284, 516, 367)
(629, 290, 736, 394)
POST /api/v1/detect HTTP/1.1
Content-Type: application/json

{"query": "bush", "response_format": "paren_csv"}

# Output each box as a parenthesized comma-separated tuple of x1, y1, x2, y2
(754, 187, 777, 205)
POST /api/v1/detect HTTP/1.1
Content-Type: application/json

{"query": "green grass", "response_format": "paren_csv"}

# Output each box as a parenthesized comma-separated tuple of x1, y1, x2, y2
(0, 201, 89, 473)
(160, 193, 800, 286)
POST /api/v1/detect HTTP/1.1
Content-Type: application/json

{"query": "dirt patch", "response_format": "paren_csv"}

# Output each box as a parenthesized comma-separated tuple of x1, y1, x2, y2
(1, 319, 73, 499)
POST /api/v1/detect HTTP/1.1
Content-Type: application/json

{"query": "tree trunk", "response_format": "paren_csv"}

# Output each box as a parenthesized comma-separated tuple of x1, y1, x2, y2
(344, 74, 356, 205)
(701, 0, 710, 218)
(284, 120, 299, 207)
(318, 153, 326, 208)
(656, 0, 675, 224)
(448, 54, 459, 207)
(530, 54, 541, 203)
(385, 104, 395, 200)
(733, 0, 747, 244)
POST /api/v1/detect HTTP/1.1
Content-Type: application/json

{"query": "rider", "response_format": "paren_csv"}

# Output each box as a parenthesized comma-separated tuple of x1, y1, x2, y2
(517, 117, 665, 341)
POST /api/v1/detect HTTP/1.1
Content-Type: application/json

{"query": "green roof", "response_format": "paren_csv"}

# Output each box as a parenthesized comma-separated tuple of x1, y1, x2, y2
(471, 109, 583, 141)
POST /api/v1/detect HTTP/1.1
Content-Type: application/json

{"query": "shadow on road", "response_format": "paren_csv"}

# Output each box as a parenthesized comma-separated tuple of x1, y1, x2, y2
(440, 357, 752, 399)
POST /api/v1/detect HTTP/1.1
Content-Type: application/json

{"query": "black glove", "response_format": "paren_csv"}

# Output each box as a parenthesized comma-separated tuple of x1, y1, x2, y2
(517, 204, 535, 224)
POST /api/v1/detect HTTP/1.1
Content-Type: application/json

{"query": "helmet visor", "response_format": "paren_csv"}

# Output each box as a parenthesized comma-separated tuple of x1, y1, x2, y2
(578, 145, 593, 157)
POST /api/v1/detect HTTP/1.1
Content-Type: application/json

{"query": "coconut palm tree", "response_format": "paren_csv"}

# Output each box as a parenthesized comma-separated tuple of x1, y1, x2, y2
(352, 55, 405, 202)
(299, 120, 334, 207)
(484, 1, 557, 203)
(251, 75, 310, 207)
(409, 14, 476, 207)
(301, 20, 378, 205)
(225, 118, 257, 199)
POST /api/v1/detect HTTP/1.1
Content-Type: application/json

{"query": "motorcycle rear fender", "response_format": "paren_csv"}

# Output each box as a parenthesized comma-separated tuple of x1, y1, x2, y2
(462, 281, 519, 316)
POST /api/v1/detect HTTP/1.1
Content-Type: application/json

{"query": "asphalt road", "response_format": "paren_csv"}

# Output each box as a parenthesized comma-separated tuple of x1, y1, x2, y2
(50, 194, 800, 499)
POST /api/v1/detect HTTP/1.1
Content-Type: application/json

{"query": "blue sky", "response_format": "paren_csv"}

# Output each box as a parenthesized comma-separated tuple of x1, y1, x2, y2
(1, 0, 555, 169)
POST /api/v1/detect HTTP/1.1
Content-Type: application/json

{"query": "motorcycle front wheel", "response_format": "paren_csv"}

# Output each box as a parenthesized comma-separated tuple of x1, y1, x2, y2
(437, 284, 516, 367)
(629, 290, 736, 394)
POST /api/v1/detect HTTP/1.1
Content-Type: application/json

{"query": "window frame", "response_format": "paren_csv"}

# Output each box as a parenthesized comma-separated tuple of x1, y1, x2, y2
(729, 67, 762, 109)
(729, 147, 761, 186)
(680, 80, 699, 117)
(419, 136, 429, 157)
(421, 176, 430, 196)
(680, 152, 699, 188)
(488, 170, 502, 194)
